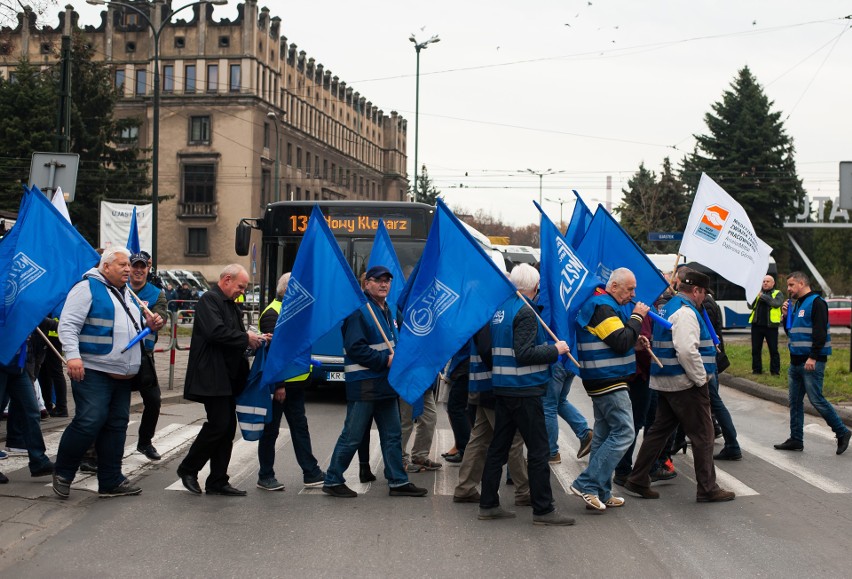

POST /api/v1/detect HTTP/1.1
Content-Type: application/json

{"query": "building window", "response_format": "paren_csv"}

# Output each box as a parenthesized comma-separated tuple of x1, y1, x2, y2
(125, 13, 138, 27)
(229, 64, 240, 93)
(263, 122, 270, 149)
(174, 37, 186, 49)
(186, 228, 208, 256)
(188, 116, 211, 145)
(118, 126, 138, 143)
(296, 186, 301, 200)
(323, 159, 328, 180)
(305, 152, 311, 177)
(163, 65, 174, 93)
(115, 69, 125, 91)
(296, 147, 302, 170)
(261, 169, 271, 206)
(314, 155, 319, 177)
(286, 143, 292, 166)
(185, 65, 196, 93)
(135, 68, 147, 95)
(182, 164, 216, 206)
(206, 64, 218, 92)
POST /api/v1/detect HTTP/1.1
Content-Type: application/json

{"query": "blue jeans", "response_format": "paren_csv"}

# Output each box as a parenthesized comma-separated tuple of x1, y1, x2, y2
(324, 398, 408, 488)
(543, 364, 590, 456)
(708, 373, 740, 452)
(0, 369, 52, 474)
(55, 371, 131, 491)
(258, 386, 322, 482)
(573, 389, 634, 501)
(788, 362, 850, 441)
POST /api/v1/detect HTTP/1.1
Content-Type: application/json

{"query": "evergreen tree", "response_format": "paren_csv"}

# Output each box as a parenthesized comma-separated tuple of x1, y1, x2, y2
(614, 158, 690, 253)
(0, 33, 149, 244)
(681, 66, 804, 265)
(412, 164, 441, 206)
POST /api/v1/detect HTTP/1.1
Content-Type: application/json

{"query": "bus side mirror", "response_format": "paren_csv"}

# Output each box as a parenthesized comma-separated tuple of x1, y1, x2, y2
(235, 221, 251, 256)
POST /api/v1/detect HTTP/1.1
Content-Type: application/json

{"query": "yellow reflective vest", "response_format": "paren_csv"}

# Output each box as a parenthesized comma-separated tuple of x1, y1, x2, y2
(259, 300, 310, 382)
(749, 289, 782, 325)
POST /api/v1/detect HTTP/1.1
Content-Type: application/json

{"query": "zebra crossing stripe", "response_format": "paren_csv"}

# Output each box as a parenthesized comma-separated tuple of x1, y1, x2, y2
(675, 447, 759, 497)
(548, 431, 585, 495)
(431, 427, 457, 496)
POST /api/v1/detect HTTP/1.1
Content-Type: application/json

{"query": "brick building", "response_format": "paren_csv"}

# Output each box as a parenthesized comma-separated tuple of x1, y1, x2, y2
(0, 0, 409, 279)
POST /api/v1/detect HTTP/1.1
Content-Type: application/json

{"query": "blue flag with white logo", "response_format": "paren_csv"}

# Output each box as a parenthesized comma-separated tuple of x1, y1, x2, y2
(0, 185, 100, 364)
(565, 190, 593, 249)
(575, 205, 668, 308)
(535, 202, 599, 373)
(261, 205, 366, 387)
(126, 206, 141, 255)
(389, 199, 517, 405)
(367, 219, 405, 312)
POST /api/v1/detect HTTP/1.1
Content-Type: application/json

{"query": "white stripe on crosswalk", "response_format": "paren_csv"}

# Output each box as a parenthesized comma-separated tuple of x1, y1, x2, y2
(738, 434, 851, 494)
(166, 428, 289, 492)
(676, 448, 759, 497)
(803, 423, 838, 442)
(300, 430, 382, 495)
(549, 431, 585, 495)
(431, 427, 457, 496)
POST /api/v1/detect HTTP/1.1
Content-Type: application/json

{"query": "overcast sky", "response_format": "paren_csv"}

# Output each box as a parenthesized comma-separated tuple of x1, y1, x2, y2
(56, 0, 852, 227)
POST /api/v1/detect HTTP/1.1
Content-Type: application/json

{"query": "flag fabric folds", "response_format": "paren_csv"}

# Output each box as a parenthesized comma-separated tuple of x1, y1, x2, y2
(126, 206, 141, 254)
(575, 205, 669, 308)
(565, 190, 593, 249)
(261, 205, 366, 387)
(367, 219, 405, 312)
(389, 199, 517, 405)
(536, 202, 599, 373)
(51, 187, 72, 223)
(678, 173, 773, 300)
(0, 185, 100, 364)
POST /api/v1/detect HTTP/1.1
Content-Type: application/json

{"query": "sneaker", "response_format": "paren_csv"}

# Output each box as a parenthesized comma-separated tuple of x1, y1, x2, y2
(322, 484, 358, 498)
(601, 496, 625, 508)
(650, 467, 678, 482)
(577, 431, 594, 459)
(404, 460, 426, 473)
(453, 491, 481, 503)
(52, 474, 71, 499)
(548, 453, 562, 464)
(774, 438, 804, 451)
(257, 478, 285, 491)
(837, 431, 851, 456)
(612, 473, 628, 487)
(389, 482, 428, 497)
(696, 488, 736, 503)
(570, 485, 606, 511)
(713, 448, 743, 461)
(478, 506, 516, 520)
(624, 480, 660, 499)
(411, 457, 442, 470)
(99, 479, 142, 498)
(533, 509, 576, 526)
(0, 450, 7, 460)
(4, 447, 26, 456)
(304, 471, 325, 487)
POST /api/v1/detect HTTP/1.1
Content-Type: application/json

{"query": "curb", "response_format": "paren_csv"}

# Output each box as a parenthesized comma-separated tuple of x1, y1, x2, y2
(719, 373, 852, 429)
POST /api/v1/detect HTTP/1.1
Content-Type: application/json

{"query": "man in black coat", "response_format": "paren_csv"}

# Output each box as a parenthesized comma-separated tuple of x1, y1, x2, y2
(177, 264, 266, 496)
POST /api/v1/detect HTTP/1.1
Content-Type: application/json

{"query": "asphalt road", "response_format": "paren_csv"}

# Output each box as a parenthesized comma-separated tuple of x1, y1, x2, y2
(2, 380, 850, 578)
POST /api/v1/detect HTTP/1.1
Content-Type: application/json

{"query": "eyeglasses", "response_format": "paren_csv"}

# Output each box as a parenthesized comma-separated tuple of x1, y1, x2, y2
(369, 278, 391, 285)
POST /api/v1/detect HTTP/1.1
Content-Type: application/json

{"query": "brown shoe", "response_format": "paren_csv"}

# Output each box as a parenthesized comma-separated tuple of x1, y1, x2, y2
(697, 488, 736, 503)
(453, 492, 481, 503)
(624, 480, 660, 499)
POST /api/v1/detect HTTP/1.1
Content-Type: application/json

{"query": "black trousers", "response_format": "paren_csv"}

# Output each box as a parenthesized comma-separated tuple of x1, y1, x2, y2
(38, 337, 67, 413)
(178, 396, 236, 489)
(137, 382, 161, 447)
(751, 325, 780, 374)
(480, 395, 554, 516)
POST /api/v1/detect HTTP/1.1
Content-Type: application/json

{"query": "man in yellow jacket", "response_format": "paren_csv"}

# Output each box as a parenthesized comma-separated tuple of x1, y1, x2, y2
(748, 275, 783, 376)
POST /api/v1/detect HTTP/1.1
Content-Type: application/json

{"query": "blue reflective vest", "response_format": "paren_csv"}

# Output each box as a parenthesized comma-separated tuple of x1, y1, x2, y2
(651, 295, 717, 378)
(468, 339, 493, 393)
(788, 294, 832, 357)
(79, 278, 116, 355)
(490, 295, 551, 389)
(575, 292, 636, 382)
(134, 282, 162, 352)
(343, 299, 398, 400)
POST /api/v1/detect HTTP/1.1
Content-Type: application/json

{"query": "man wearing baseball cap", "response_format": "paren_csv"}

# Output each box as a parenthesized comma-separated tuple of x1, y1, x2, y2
(625, 269, 735, 503)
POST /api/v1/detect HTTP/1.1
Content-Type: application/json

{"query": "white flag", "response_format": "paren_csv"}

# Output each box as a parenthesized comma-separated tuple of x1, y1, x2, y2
(51, 187, 72, 223)
(678, 173, 772, 300)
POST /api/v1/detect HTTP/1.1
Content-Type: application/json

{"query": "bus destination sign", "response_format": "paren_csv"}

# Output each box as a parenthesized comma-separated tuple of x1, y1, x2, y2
(287, 214, 412, 236)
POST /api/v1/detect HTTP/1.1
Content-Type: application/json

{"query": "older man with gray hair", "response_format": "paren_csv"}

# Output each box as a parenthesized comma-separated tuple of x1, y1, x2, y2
(53, 247, 165, 499)
(569, 267, 649, 512)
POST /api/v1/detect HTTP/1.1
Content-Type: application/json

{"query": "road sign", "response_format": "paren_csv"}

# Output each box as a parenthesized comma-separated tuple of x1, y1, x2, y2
(840, 161, 852, 210)
(28, 152, 80, 201)
(648, 232, 683, 241)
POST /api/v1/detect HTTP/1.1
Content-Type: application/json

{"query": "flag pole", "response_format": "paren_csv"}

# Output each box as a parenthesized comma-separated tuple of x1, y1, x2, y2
(36, 327, 67, 366)
(516, 291, 580, 367)
(365, 302, 395, 355)
(671, 253, 682, 281)
(125, 286, 155, 317)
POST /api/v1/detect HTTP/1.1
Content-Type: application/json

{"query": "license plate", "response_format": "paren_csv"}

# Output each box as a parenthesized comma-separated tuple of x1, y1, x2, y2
(326, 371, 345, 382)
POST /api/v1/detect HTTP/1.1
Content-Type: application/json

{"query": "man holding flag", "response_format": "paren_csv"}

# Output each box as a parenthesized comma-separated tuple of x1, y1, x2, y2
(323, 265, 428, 498)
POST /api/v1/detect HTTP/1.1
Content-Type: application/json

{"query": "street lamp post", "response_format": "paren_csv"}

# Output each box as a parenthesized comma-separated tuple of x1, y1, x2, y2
(266, 111, 284, 202)
(87, 0, 227, 270)
(409, 33, 439, 203)
(544, 196, 573, 234)
(523, 168, 565, 206)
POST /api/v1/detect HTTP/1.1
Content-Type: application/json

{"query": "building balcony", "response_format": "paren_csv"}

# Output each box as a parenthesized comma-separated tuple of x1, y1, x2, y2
(178, 202, 218, 218)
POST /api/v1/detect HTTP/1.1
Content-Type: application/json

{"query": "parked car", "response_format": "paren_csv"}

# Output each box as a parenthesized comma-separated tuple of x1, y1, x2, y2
(827, 297, 851, 328)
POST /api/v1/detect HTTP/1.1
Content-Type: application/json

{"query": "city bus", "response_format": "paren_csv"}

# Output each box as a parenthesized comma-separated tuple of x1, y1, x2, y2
(235, 201, 435, 383)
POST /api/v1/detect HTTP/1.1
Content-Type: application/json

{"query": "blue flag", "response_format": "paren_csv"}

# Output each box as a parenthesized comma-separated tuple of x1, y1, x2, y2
(389, 199, 517, 405)
(565, 190, 593, 249)
(535, 202, 599, 373)
(576, 206, 669, 308)
(261, 205, 366, 387)
(0, 185, 100, 364)
(367, 219, 405, 312)
(126, 206, 141, 254)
